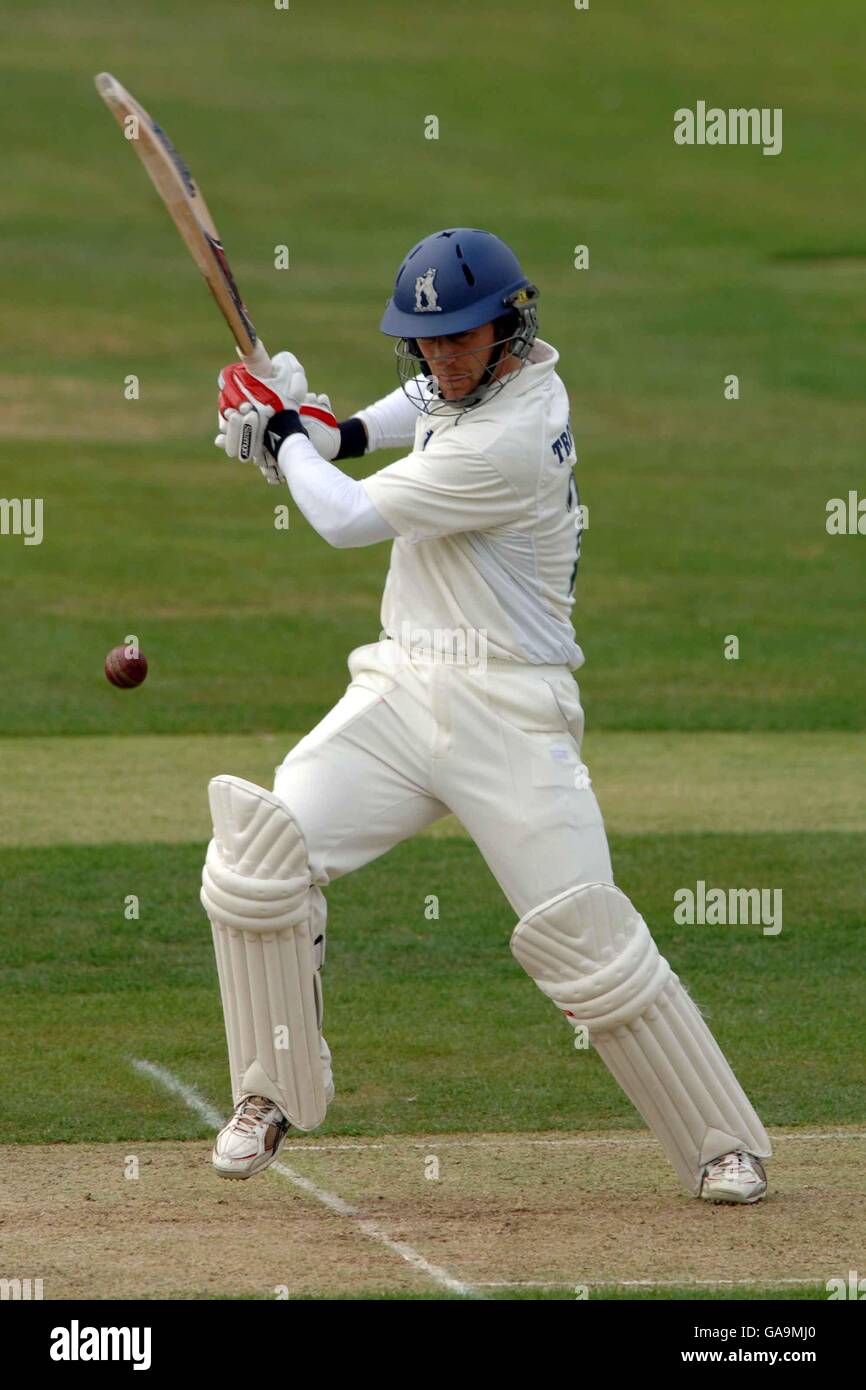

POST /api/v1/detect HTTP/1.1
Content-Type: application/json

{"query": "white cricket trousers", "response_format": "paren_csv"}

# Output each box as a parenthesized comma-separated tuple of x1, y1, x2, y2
(273, 639, 613, 915)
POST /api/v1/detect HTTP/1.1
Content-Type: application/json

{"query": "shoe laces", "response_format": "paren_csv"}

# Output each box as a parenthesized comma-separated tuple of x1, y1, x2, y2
(712, 1150, 750, 1176)
(232, 1095, 275, 1134)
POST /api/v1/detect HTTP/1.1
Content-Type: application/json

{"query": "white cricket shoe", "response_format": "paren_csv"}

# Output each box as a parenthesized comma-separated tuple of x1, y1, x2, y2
(213, 1095, 290, 1180)
(700, 1150, 767, 1204)
(213, 1037, 335, 1179)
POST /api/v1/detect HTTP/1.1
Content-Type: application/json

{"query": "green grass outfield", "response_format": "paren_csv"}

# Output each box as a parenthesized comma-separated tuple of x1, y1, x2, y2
(1, 0, 864, 1302)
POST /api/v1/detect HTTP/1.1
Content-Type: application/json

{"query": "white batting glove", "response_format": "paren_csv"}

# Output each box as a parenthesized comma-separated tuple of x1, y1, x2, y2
(218, 350, 308, 417)
(215, 402, 282, 484)
(298, 392, 340, 461)
(257, 348, 308, 409)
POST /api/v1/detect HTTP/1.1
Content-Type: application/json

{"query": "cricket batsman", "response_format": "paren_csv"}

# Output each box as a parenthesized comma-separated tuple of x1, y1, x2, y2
(201, 228, 770, 1203)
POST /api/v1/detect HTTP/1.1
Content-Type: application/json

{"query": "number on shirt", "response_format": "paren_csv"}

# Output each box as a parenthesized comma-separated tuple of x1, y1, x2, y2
(565, 471, 582, 597)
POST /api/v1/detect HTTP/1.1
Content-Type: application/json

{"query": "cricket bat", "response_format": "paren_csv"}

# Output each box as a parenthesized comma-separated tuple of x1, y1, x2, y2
(94, 71, 272, 378)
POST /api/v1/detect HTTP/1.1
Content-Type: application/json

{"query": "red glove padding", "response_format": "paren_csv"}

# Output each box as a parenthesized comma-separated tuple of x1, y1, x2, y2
(300, 398, 338, 431)
(218, 361, 284, 417)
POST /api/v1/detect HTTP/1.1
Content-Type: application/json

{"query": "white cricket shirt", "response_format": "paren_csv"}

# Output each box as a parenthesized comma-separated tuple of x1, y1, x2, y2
(361, 339, 584, 668)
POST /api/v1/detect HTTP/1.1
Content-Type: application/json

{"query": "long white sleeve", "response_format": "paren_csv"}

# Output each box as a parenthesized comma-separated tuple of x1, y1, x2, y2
(276, 432, 397, 548)
(355, 377, 426, 451)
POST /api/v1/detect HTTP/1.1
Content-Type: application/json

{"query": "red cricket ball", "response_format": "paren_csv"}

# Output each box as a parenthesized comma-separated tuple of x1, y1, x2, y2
(105, 645, 148, 688)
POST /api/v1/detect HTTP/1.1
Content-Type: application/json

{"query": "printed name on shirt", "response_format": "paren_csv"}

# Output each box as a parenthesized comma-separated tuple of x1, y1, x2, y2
(551, 422, 574, 464)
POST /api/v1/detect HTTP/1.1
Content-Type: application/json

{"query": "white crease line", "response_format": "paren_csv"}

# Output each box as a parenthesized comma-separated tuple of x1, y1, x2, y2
(765, 1131, 866, 1141)
(272, 1160, 473, 1297)
(130, 1058, 224, 1128)
(276, 1129, 866, 1154)
(131, 1058, 474, 1300)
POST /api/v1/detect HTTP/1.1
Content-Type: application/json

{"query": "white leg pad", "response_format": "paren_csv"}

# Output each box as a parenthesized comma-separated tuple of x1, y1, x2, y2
(201, 775, 327, 1131)
(511, 882, 771, 1195)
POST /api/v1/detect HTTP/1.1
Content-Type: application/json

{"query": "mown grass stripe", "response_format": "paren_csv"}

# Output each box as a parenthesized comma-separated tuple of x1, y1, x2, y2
(3, 731, 865, 847)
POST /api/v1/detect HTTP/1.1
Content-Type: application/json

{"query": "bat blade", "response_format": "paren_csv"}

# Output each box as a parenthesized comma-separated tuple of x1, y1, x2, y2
(95, 71, 271, 375)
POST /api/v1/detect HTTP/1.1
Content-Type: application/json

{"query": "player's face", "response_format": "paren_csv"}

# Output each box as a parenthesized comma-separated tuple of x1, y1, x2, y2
(416, 322, 500, 399)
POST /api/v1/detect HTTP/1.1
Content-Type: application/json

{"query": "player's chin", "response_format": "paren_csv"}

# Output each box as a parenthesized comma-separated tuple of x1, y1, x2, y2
(436, 375, 474, 399)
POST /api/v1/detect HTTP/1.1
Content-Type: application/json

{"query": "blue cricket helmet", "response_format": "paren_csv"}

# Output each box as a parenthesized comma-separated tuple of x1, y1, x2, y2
(381, 227, 534, 337)
(381, 228, 540, 413)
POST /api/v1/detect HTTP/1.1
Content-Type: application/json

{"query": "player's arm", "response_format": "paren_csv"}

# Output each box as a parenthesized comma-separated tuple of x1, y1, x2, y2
(217, 354, 421, 467)
(262, 398, 525, 550)
(271, 420, 525, 550)
(213, 353, 414, 548)
(213, 355, 394, 547)
(274, 418, 526, 549)
(360, 433, 526, 542)
(265, 410, 396, 548)
(307, 380, 426, 461)
(352, 380, 425, 453)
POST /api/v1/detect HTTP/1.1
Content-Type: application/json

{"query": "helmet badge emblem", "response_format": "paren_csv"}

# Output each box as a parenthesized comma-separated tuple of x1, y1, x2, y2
(414, 267, 442, 312)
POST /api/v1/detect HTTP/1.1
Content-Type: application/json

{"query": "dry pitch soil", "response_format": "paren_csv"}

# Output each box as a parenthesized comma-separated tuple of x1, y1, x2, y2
(0, 1127, 862, 1298)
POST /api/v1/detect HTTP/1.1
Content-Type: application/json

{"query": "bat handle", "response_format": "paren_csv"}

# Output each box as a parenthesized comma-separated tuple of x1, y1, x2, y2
(239, 340, 274, 379)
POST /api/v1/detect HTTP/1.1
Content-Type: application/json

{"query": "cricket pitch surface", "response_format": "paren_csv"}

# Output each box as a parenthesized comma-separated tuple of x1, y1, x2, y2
(2, 1127, 861, 1299)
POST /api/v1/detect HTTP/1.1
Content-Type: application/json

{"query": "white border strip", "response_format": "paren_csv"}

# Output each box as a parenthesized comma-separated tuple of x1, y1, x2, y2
(131, 1058, 473, 1299)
